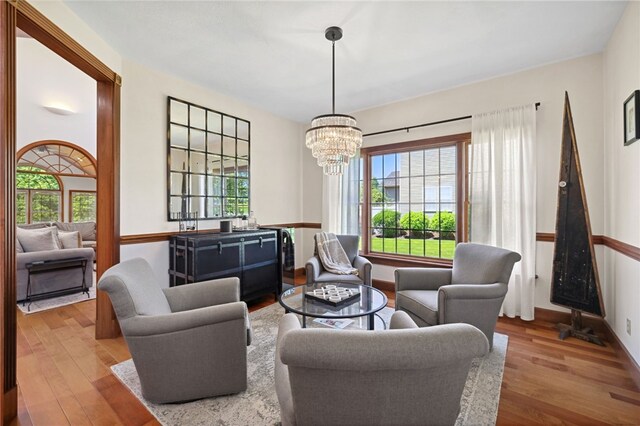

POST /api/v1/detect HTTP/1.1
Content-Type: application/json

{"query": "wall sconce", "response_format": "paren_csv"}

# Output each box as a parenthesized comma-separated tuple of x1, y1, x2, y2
(43, 103, 75, 115)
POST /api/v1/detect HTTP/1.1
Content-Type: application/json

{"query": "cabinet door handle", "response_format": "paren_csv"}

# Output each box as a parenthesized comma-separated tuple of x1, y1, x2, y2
(259, 237, 263, 248)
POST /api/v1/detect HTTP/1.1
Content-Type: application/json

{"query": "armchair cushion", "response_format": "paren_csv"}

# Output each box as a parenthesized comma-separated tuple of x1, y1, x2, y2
(394, 267, 452, 292)
(162, 277, 240, 312)
(99, 258, 172, 318)
(336, 234, 359, 264)
(452, 243, 522, 285)
(396, 290, 438, 326)
(315, 272, 363, 284)
(123, 302, 247, 337)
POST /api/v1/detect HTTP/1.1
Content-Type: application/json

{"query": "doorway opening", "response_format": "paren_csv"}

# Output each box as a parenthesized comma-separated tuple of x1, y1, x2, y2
(1, 1, 121, 420)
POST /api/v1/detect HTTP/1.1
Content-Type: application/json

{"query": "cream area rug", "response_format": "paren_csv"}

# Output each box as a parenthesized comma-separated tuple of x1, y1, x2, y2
(111, 301, 508, 426)
(17, 286, 96, 315)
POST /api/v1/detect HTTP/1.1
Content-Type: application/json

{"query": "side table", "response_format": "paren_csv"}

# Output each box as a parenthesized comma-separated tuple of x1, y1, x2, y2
(24, 257, 89, 311)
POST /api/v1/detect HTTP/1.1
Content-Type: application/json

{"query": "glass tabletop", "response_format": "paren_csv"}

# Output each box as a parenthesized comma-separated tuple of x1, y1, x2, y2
(278, 282, 388, 319)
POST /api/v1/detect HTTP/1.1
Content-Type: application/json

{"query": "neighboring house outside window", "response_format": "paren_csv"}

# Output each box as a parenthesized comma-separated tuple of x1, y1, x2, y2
(360, 133, 470, 264)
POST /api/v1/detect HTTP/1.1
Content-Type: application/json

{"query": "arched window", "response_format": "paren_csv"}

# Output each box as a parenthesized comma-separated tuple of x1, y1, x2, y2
(16, 141, 97, 224)
(16, 165, 63, 224)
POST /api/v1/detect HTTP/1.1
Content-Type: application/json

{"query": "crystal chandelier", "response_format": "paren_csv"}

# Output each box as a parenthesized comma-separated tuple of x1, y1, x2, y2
(306, 26, 362, 176)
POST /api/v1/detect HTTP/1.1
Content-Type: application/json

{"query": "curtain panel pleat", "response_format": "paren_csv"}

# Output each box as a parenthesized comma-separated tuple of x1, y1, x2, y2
(470, 105, 537, 320)
(321, 152, 360, 235)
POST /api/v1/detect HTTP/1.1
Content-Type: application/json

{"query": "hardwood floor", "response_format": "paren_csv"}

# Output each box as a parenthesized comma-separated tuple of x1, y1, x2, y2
(12, 287, 640, 426)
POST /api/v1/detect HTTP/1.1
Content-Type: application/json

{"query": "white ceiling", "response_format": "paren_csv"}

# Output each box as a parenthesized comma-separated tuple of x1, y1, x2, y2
(63, 1, 627, 123)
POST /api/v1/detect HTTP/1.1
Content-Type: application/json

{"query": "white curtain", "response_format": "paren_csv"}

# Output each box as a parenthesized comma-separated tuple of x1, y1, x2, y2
(322, 174, 342, 233)
(470, 105, 536, 320)
(341, 153, 361, 235)
(321, 153, 361, 235)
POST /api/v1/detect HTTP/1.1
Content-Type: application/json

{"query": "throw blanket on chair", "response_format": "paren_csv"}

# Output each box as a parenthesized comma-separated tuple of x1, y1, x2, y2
(315, 232, 358, 276)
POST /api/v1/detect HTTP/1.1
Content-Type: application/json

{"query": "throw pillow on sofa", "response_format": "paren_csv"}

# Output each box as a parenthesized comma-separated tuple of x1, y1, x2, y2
(55, 221, 96, 242)
(57, 230, 82, 249)
(16, 227, 59, 252)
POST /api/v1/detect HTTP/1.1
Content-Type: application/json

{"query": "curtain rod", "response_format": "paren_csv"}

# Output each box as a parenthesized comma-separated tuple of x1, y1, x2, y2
(363, 102, 541, 138)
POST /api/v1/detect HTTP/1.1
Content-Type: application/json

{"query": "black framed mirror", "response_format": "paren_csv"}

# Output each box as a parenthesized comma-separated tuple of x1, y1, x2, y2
(167, 97, 250, 221)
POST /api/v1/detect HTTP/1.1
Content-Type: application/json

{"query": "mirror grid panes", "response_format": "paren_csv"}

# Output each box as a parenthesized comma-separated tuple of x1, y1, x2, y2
(167, 97, 250, 221)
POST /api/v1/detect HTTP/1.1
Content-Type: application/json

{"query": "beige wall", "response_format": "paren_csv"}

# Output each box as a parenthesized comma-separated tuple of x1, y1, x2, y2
(603, 2, 640, 364)
(32, 1, 307, 286)
(17, 38, 97, 157)
(119, 59, 305, 284)
(119, 59, 303, 235)
(308, 54, 605, 313)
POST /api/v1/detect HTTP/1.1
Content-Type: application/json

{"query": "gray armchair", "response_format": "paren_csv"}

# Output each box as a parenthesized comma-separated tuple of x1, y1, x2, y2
(305, 234, 371, 286)
(275, 311, 489, 426)
(395, 242, 521, 350)
(98, 258, 251, 403)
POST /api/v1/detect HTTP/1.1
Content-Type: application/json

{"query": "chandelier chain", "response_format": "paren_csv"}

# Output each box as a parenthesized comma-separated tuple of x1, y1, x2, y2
(332, 40, 335, 114)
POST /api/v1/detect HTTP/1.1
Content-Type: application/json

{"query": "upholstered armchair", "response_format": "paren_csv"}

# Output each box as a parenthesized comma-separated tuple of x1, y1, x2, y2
(395, 242, 521, 350)
(98, 258, 251, 403)
(275, 311, 489, 426)
(305, 234, 372, 286)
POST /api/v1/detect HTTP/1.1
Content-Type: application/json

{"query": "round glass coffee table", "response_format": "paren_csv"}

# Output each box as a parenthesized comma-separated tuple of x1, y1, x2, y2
(278, 283, 388, 330)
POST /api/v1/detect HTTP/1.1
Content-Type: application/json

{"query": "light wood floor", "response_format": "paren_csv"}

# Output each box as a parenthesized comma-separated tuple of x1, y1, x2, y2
(13, 288, 640, 425)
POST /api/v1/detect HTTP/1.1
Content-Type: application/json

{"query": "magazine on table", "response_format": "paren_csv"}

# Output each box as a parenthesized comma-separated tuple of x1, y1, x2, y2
(313, 313, 353, 329)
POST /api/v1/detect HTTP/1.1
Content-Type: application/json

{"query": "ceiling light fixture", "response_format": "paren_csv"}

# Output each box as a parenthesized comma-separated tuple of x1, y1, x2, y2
(305, 26, 362, 176)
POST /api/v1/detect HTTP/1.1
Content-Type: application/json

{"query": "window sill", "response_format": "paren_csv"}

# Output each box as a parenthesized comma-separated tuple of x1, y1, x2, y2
(361, 252, 453, 269)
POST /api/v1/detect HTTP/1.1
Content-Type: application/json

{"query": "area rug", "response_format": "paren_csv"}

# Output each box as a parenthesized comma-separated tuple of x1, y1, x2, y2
(112, 301, 508, 426)
(17, 286, 96, 315)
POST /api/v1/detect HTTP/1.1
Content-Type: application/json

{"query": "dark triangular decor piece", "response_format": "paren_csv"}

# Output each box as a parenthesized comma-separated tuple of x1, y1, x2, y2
(551, 92, 605, 346)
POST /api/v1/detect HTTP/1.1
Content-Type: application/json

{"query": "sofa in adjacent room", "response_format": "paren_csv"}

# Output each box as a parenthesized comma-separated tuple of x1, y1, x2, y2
(16, 224, 95, 302)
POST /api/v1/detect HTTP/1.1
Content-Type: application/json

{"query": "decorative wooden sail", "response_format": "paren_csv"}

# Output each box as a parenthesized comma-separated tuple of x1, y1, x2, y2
(550, 92, 605, 346)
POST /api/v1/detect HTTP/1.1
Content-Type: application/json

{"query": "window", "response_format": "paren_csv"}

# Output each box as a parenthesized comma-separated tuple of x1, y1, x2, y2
(361, 134, 470, 263)
(70, 191, 96, 222)
(31, 191, 61, 223)
(16, 166, 62, 224)
(16, 191, 27, 225)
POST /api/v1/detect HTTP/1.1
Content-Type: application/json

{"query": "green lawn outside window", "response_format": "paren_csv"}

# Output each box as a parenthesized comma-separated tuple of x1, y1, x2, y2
(370, 237, 456, 259)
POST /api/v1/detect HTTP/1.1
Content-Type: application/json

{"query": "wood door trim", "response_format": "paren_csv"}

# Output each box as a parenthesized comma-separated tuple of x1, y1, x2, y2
(95, 80, 120, 339)
(14, 0, 118, 83)
(0, 2, 16, 421)
(2, 1, 122, 420)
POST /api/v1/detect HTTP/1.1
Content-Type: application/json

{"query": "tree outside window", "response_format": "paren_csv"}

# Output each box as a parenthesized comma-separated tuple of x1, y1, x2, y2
(16, 166, 61, 224)
(71, 191, 96, 222)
